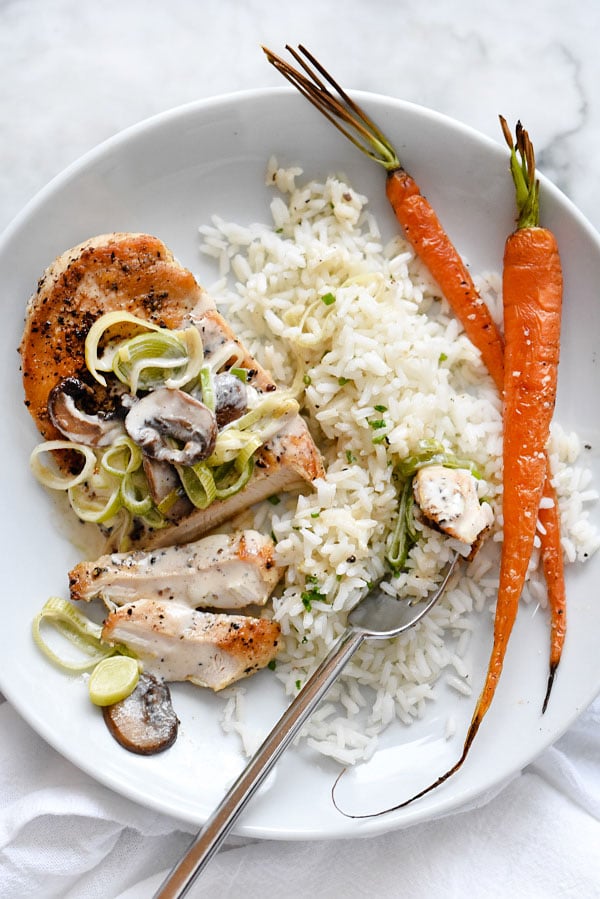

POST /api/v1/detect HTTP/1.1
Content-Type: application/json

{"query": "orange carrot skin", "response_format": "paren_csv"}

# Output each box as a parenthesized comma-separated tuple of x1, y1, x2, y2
(386, 169, 505, 391)
(538, 464, 567, 711)
(479, 225, 563, 723)
(387, 167, 566, 703)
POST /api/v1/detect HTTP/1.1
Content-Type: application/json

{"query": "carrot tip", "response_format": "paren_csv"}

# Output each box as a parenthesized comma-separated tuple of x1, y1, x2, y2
(542, 664, 558, 714)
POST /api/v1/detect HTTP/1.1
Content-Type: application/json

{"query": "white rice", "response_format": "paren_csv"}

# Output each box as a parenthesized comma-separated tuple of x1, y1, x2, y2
(200, 159, 600, 764)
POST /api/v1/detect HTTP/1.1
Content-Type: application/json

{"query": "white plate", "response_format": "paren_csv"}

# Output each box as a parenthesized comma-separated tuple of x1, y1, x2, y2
(2, 88, 599, 838)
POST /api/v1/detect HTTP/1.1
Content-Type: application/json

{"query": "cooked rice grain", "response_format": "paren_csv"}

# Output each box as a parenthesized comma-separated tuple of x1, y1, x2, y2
(202, 162, 599, 764)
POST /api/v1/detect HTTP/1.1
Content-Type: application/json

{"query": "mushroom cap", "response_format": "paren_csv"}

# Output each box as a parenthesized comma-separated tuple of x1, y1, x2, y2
(214, 372, 248, 428)
(125, 387, 218, 466)
(102, 672, 179, 755)
(47, 377, 126, 447)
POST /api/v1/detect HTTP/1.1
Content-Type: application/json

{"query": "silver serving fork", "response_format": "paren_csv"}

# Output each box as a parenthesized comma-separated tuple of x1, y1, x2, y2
(155, 553, 460, 898)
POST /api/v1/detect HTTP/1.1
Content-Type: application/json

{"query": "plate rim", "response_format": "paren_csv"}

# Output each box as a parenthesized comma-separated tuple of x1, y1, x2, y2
(2, 86, 600, 839)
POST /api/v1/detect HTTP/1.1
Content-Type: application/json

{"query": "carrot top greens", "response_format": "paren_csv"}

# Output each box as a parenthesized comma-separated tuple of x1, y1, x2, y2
(263, 44, 401, 171)
(499, 115, 540, 230)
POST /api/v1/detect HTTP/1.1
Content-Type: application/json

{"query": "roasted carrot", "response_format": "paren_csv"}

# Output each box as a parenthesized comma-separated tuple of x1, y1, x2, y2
(264, 46, 568, 716)
(264, 44, 505, 391)
(500, 117, 566, 714)
(538, 477, 567, 712)
(330, 119, 564, 818)
(384, 171, 505, 388)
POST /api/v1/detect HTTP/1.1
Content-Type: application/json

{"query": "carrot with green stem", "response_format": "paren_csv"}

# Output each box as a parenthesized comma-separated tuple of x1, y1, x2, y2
(500, 117, 566, 715)
(264, 46, 567, 713)
(329, 118, 564, 818)
(263, 44, 505, 389)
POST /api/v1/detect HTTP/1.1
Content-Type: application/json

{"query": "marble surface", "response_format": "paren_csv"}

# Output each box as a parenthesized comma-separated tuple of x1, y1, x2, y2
(2, 0, 600, 234)
(2, 1, 600, 896)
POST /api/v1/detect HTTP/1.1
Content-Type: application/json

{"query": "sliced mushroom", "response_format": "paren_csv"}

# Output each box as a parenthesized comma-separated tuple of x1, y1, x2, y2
(124, 387, 217, 466)
(141, 456, 193, 521)
(102, 672, 178, 755)
(47, 377, 126, 447)
(214, 372, 248, 428)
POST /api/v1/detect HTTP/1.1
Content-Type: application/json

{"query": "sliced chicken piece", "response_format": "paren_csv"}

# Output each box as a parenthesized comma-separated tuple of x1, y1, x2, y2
(413, 464, 494, 556)
(69, 530, 282, 609)
(102, 599, 281, 691)
(19, 232, 214, 441)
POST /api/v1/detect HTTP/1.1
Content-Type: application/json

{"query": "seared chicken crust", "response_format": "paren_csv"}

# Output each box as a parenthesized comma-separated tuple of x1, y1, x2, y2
(19, 232, 209, 441)
(20, 232, 324, 548)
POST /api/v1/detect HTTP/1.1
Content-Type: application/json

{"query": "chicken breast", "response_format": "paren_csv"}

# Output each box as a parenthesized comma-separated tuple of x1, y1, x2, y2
(102, 599, 281, 691)
(19, 232, 212, 441)
(413, 464, 494, 555)
(20, 233, 324, 549)
(69, 530, 281, 609)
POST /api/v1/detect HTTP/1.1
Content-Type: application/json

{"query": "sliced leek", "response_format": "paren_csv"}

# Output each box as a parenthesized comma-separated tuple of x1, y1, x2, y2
(228, 393, 299, 432)
(32, 597, 115, 672)
(175, 461, 217, 509)
(85, 311, 204, 391)
(207, 395, 299, 466)
(214, 458, 255, 499)
(385, 479, 418, 572)
(232, 433, 263, 470)
(88, 655, 140, 706)
(30, 441, 96, 491)
(120, 469, 153, 516)
(139, 506, 170, 530)
(68, 479, 122, 523)
(112, 326, 204, 393)
(85, 311, 166, 387)
(397, 438, 482, 480)
(100, 435, 143, 477)
(156, 488, 181, 515)
(198, 364, 215, 411)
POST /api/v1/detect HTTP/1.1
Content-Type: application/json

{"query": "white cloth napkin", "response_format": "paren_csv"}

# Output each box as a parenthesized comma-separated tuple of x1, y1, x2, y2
(1, 695, 599, 899)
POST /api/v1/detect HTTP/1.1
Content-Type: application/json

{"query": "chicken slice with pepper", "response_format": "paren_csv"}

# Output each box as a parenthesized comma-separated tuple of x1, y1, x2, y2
(102, 599, 281, 691)
(69, 530, 281, 610)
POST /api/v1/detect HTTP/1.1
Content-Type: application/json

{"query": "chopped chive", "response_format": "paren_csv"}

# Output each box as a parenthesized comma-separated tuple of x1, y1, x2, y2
(267, 659, 277, 670)
(230, 367, 248, 382)
(295, 679, 302, 690)
(301, 586, 327, 610)
(303, 373, 312, 386)
(310, 511, 320, 518)
(345, 450, 355, 464)
(338, 376, 349, 386)
(374, 404, 387, 412)
(267, 495, 281, 505)
(321, 292, 336, 306)
(369, 419, 387, 429)
(438, 352, 448, 363)
(372, 434, 389, 445)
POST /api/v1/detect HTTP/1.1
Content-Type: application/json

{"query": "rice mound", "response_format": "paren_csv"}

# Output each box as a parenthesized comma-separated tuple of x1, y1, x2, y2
(200, 159, 600, 764)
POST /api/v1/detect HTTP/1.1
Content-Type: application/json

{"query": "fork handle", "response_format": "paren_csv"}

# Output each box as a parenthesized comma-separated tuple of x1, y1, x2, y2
(154, 626, 364, 899)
